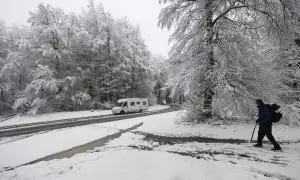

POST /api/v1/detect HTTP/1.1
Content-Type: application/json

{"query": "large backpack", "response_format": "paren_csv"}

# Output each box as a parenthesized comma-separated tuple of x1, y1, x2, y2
(267, 104, 282, 123)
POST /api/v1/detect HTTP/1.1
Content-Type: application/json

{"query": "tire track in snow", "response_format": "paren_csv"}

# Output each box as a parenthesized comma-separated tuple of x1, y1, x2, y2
(1, 122, 143, 172)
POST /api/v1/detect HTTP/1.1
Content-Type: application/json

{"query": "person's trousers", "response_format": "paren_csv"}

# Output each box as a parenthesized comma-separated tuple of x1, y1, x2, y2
(257, 124, 281, 148)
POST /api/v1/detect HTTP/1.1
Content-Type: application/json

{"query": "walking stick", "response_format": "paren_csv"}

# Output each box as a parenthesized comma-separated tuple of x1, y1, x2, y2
(250, 123, 258, 143)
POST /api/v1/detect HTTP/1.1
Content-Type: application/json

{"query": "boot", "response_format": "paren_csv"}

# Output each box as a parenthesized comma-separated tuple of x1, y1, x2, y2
(253, 143, 262, 148)
(271, 146, 282, 151)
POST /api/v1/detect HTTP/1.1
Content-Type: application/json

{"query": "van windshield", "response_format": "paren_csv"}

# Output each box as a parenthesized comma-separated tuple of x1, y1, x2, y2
(115, 102, 123, 107)
(115, 102, 127, 107)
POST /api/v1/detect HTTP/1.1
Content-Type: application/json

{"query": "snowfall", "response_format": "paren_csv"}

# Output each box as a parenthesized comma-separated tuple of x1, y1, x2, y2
(0, 105, 299, 180)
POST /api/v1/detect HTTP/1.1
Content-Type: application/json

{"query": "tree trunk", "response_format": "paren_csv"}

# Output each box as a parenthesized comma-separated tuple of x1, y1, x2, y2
(131, 66, 135, 97)
(0, 86, 4, 103)
(202, 1, 215, 118)
(107, 27, 111, 62)
(106, 27, 112, 102)
(19, 74, 22, 90)
(158, 85, 162, 104)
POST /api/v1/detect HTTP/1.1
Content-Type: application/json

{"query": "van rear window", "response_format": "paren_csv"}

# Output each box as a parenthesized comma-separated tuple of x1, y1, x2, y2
(142, 101, 147, 105)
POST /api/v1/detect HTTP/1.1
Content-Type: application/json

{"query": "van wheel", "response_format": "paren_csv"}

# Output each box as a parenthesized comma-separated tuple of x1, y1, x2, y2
(139, 109, 143, 113)
(120, 110, 124, 115)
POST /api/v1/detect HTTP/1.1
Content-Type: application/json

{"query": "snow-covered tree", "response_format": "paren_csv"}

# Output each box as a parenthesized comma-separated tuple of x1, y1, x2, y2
(0, 21, 8, 113)
(2, 1, 157, 115)
(265, 0, 300, 125)
(13, 65, 59, 114)
(159, 0, 295, 122)
(0, 24, 34, 114)
(79, 2, 154, 103)
(10, 4, 80, 114)
(150, 54, 171, 104)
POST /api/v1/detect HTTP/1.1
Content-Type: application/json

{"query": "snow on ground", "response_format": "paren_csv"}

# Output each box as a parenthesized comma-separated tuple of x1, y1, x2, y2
(0, 125, 117, 170)
(1, 109, 300, 180)
(0, 105, 169, 127)
(0, 110, 111, 127)
(104, 131, 300, 179)
(0, 108, 168, 171)
(136, 111, 300, 141)
(156, 142, 300, 179)
(0, 150, 274, 180)
(147, 105, 170, 111)
(2, 130, 299, 180)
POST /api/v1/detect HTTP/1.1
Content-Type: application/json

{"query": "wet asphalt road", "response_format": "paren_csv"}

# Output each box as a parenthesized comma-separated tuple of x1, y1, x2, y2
(0, 106, 179, 138)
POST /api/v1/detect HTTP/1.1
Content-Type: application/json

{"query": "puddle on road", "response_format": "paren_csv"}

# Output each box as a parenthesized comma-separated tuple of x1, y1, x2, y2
(136, 131, 249, 145)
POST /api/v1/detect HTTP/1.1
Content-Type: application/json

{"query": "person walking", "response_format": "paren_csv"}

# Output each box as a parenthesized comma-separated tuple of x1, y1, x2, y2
(253, 99, 282, 150)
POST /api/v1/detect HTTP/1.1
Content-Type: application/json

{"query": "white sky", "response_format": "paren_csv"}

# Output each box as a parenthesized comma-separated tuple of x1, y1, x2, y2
(0, 0, 171, 57)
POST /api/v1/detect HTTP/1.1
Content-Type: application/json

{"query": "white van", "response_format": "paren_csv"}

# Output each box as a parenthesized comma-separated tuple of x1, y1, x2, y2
(112, 98, 148, 115)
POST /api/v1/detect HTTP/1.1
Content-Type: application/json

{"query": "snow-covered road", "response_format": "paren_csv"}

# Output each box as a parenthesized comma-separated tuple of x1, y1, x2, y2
(0, 105, 170, 127)
(0, 105, 173, 138)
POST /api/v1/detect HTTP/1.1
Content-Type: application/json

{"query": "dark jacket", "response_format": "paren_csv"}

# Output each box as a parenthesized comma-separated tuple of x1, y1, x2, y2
(257, 104, 272, 125)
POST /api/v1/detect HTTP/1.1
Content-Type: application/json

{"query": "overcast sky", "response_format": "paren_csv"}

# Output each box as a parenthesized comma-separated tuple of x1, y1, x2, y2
(0, 0, 171, 57)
